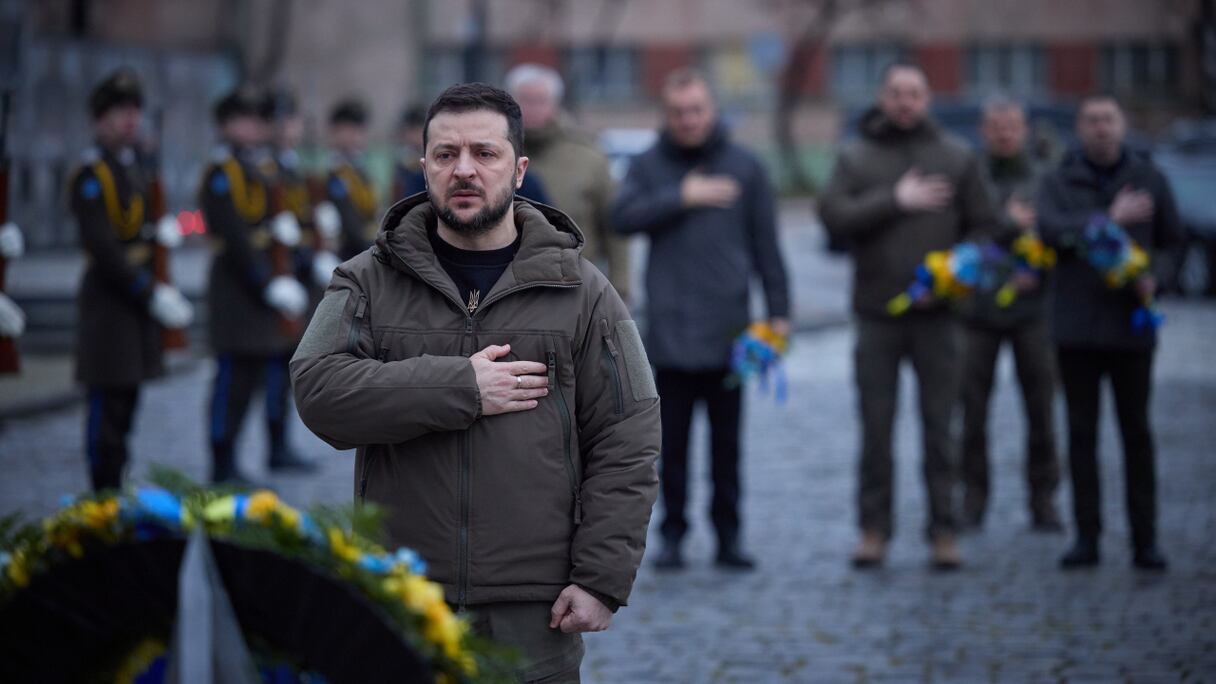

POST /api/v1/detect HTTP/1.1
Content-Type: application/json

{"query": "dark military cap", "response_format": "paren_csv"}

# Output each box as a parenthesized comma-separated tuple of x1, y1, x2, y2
(329, 98, 369, 126)
(399, 105, 426, 129)
(213, 84, 273, 124)
(90, 69, 143, 119)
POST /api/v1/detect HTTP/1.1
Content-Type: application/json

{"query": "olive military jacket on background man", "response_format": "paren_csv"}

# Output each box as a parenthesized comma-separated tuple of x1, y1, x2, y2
(72, 146, 163, 386)
(524, 119, 631, 301)
(290, 193, 661, 609)
(819, 108, 996, 316)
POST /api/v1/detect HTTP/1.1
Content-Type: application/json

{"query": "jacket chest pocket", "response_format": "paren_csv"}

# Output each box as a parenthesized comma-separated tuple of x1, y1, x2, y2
(373, 327, 466, 361)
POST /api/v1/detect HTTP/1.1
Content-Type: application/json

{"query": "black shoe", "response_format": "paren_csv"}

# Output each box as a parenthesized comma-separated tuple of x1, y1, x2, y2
(1060, 539, 1100, 569)
(269, 448, 319, 473)
(1133, 546, 1168, 571)
(652, 545, 684, 571)
(715, 547, 756, 571)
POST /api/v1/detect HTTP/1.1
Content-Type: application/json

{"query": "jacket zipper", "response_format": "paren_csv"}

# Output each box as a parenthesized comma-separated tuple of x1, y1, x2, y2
(457, 316, 474, 611)
(346, 293, 368, 354)
(356, 346, 390, 503)
(599, 319, 624, 415)
(548, 351, 582, 525)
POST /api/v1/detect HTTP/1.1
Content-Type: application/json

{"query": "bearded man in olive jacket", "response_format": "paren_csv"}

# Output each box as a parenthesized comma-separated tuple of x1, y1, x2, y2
(820, 63, 996, 570)
(291, 83, 660, 683)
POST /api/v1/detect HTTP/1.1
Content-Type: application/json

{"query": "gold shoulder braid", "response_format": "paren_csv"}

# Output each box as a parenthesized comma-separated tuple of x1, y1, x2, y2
(283, 181, 311, 220)
(221, 158, 268, 224)
(337, 165, 377, 219)
(92, 161, 145, 241)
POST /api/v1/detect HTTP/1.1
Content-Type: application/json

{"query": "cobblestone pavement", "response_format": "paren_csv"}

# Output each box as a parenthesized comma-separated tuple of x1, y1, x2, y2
(1, 228, 1214, 682)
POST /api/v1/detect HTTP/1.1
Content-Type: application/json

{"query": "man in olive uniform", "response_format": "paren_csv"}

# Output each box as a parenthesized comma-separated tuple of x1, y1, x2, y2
(202, 86, 311, 483)
(71, 70, 193, 490)
(324, 99, 379, 260)
(507, 64, 631, 303)
(959, 97, 1061, 532)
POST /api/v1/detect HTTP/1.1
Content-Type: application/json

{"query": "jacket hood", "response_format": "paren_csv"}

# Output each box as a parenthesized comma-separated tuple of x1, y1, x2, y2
(858, 106, 940, 144)
(376, 191, 585, 301)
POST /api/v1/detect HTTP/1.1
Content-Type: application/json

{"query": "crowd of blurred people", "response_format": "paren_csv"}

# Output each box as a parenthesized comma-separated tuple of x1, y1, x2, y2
(0, 56, 1180, 583)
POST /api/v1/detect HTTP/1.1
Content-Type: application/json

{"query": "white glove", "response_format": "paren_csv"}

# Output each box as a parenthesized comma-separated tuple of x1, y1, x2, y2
(271, 211, 302, 247)
(312, 250, 342, 288)
(313, 202, 341, 240)
(155, 214, 183, 249)
(149, 284, 194, 330)
(0, 222, 24, 260)
(264, 275, 308, 317)
(0, 292, 25, 337)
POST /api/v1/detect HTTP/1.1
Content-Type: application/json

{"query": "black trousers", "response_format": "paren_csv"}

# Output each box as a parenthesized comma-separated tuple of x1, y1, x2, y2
(655, 367, 743, 548)
(961, 319, 1060, 519)
(1056, 346, 1158, 549)
(208, 353, 293, 480)
(85, 386, 140, 491)
(854, 313, 961, 539)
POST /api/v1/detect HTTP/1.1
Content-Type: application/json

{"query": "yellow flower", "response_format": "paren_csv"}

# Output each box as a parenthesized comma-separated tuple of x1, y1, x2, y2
(327, 528, 360, 563)
(400, 574, 444, 614)
(274, 503, 301, 531)
(7, 550, 29, 587)
(80, 499, 119, 531)
(423, 602, 465, 658)
(203, 496, 237, 524)
(245, 490, 279, 523)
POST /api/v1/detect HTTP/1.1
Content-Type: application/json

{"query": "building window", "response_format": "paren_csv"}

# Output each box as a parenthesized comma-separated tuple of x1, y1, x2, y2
(965, 44, 1046, 97)
(423, 46, 506, 98)
(1100, 43, 1179, 96)
(564, 45, 640, 104)
(830, 44, 907, 104)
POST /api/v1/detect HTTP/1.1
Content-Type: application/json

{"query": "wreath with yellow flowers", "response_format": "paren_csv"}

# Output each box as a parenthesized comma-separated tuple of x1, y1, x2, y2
(0, 472, 517, 684)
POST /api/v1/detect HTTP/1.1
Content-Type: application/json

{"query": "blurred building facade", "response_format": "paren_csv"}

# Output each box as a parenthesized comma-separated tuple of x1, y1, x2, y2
(2, 0, 1210, 248)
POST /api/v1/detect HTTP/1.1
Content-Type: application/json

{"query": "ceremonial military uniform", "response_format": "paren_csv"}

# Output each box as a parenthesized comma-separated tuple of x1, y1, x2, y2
(326, 152, 378, 260)
(71, 72, 162, 490)
(202, 87, 309, 481)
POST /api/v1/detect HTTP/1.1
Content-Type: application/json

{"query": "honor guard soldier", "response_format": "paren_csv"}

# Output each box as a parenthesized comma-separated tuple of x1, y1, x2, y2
(323, 99, 378, 260)
(265, 89, 342, 296)
(201, 85, 313, 483)
(71, 70, 193, 490)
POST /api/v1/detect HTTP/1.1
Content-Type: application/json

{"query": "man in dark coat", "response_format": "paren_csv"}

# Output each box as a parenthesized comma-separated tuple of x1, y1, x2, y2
(958, 97, 1062, 532)
(1037, 95, 1182, 571)
(612, 69, 790, 571)
(819, 63, 996, 570)
(71, 70, 192, 490)
(201, 86, 312, 483)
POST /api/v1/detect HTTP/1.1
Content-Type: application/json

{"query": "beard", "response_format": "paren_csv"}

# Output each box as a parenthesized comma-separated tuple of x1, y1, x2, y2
(434, 173, 517, 236)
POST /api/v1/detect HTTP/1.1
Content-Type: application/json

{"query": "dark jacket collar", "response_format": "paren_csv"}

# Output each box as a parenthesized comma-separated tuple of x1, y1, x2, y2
(658, 120, 729, 162)
(1058, 145, 1149, 185)
(377, 192, 585, 303)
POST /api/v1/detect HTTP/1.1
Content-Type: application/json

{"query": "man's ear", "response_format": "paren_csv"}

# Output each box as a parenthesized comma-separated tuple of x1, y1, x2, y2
(515, 156, 529, 189)
(420, 158, 428, 189)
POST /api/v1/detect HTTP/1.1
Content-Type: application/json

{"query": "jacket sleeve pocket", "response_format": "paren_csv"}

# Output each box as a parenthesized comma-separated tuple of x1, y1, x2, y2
(614, 319, 658, 402)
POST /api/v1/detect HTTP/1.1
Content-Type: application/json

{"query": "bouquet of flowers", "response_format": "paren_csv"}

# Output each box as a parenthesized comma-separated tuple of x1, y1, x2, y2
(727, 321, 789, 403)
(887, 242, 1002, 316)
(993, 233, 1057, 308)
(1082, 214, 1163, 333)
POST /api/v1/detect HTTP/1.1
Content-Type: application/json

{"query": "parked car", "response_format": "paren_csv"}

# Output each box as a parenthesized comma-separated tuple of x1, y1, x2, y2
(1154, 120, 1216, 298)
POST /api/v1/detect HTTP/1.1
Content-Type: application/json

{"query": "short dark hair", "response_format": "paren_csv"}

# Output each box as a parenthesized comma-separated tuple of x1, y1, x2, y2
(423, 83, 524, 159)
(329, 98, 369, 126)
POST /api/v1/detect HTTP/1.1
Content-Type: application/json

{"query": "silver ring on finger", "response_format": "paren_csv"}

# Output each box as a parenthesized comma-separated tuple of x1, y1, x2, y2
(516, 375, 522, 387)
